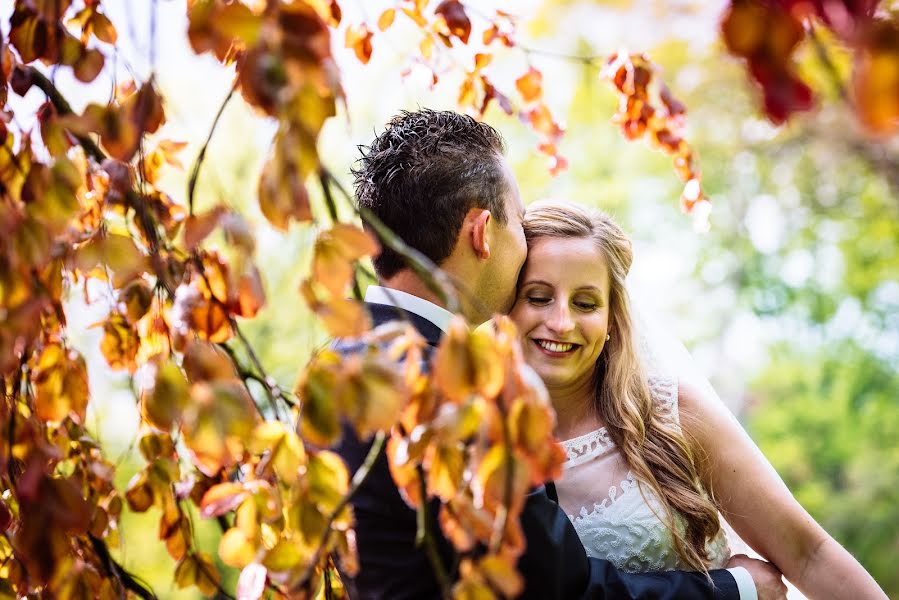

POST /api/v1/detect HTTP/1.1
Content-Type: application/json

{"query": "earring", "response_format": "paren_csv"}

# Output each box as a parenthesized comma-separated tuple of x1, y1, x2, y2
(606, 334, 610, 341)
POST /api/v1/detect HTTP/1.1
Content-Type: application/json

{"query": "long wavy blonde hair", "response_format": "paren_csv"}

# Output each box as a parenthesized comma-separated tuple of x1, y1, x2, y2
(523, 200, 721, 571)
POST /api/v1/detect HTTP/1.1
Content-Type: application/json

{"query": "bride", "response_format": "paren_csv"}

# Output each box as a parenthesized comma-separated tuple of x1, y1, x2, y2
(508, 200, 886, 599)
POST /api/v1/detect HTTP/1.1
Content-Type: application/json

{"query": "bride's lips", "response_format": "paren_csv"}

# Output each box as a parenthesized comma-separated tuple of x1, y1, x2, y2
(531, 338, 580, 358)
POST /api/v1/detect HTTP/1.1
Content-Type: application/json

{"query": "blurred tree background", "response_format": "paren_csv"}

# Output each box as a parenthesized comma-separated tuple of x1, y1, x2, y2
(7, 0, 894, 596)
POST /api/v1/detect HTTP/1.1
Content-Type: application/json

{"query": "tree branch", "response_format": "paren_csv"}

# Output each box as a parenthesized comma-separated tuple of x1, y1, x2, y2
(292, 431, 387, 592)
(89, 534, 158, 600)
(415, 469, 452, 599)
(187, 81, 238, 216)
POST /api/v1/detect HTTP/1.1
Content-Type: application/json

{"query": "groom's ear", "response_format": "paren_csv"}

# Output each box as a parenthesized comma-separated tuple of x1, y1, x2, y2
(468, 208, 492, 260)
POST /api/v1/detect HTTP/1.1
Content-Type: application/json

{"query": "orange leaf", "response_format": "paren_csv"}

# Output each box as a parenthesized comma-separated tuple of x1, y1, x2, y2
(432, 318, 505, 402)
(515, 67, 542, 103)
(184, 205, 227, 250)
(312, 223, 379, 295)
(300, 280, 372, 337)
(345, 23, 373, 64)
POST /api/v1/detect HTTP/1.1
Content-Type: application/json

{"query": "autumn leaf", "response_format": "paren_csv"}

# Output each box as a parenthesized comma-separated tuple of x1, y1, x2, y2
(141, 359, 191, 430)
(99, 312, 140, 372)
(378, 9, 396, 31)
(346, 23, 373, 64)
(174, 552, 221, 596)
(433, 318, 505, 403)
(32, 343, 89, 424)
(435, 0, 471, 44)
(180, 381, 259, 476)
(306, 450, 349, 513)
(312, 223, 379, 295)
(515, 67, 542, 103)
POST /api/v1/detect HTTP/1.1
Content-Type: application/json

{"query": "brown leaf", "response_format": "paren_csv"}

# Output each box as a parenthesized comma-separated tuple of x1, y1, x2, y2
(300, 280, 372, 337)
(184, 205, 227, 250)
(174, 552, 221, 596)
(435, 0, 471, 44)
(183, 339, 238, 383)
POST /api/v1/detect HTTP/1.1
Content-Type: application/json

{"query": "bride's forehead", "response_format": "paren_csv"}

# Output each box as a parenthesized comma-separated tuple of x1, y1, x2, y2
(523, 237, 609, 281)
(526, 236, 603, 263)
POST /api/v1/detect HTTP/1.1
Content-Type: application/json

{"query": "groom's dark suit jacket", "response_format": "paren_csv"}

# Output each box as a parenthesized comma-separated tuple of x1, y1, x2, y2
(333, 302, 741, 600)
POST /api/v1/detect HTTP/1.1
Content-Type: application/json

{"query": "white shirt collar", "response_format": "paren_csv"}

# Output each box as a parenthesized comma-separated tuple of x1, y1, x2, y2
(364, 285, 455, 334)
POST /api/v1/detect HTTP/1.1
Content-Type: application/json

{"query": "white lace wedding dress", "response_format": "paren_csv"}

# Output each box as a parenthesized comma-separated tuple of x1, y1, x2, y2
(557, 375, 731, 572)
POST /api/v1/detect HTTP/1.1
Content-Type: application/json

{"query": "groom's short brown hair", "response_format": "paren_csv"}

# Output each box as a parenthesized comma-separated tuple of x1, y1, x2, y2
(352, 109, 508, 279)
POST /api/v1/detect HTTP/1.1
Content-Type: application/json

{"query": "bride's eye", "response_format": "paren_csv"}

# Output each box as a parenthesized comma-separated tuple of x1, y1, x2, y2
(527, 296, 551, 306)
(574, 301, 597, 311)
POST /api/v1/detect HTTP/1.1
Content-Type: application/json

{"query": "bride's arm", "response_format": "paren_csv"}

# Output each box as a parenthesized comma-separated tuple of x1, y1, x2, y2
(677, 380, 887, 600)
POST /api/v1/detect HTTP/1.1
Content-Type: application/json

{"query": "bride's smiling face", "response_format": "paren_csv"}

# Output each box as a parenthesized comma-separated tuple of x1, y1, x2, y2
(509, 236, 610, 389)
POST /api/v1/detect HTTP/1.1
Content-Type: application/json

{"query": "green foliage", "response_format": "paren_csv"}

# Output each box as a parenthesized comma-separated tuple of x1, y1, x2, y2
(748, 343, 899, 595)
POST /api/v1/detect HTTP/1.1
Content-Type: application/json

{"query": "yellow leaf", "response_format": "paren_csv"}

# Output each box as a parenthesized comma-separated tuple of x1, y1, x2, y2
(219, 527, 258, 568)
(99, 312, 140, 372)
(32, 343, 89, 424)
(306, 450, 349, 513)
(141, 359, 190, 430)
(378, 8, 395, 31)
(181, 381, 258, 476)
(297, 353, 342, 447)
(477, 556, 523, 598)
(262, 536, 314, 573)
(334, 355, 405, 439)
(425, 442, 465, 501)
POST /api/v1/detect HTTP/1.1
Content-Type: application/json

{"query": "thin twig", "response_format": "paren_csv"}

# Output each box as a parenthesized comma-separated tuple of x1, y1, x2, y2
(187, 81, 238, 216)
(806, 23, 848, 101)
(518, 44, 605, 66)
(292, 431, 387, 592)
(89, 534, 158, 600)
(318, 170, 364, 301)
(415, 469, 452, 599)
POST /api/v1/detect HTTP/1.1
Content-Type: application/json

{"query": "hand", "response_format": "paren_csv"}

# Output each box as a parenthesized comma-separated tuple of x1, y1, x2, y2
(727, 554, 788, 600)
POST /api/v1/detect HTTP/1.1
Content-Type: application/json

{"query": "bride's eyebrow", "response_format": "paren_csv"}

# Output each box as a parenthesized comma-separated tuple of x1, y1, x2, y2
(521, 279, 552, 288)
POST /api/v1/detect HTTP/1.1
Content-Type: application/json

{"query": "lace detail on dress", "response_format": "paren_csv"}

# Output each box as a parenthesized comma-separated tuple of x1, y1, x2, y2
(561, 427, 614, 469)
(558, 376, 731, 572)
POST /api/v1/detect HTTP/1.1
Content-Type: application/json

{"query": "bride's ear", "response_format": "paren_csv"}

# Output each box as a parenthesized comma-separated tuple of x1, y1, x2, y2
(469, 208, 491, 260)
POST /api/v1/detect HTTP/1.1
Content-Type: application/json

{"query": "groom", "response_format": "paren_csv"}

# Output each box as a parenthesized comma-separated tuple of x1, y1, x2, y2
(334, 109, 786, 600)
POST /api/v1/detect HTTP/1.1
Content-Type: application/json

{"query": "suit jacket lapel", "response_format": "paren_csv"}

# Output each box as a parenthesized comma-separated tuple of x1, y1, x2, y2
(366, 302, 444, 347)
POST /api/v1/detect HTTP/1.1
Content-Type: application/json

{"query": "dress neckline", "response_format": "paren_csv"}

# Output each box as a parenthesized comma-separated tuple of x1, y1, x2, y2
(560, 426, 616, 469)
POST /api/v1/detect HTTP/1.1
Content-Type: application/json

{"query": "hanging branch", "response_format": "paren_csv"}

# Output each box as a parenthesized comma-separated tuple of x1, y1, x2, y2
(291, 431, 388, 593)
(187, 81, 239, 216)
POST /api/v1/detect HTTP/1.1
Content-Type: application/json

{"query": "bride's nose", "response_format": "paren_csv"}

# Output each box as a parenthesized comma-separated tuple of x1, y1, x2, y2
(545, 300, 575, 335)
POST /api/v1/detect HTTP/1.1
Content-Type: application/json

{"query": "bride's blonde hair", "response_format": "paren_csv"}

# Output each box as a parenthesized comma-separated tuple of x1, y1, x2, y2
(523, 200, 721, 571)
